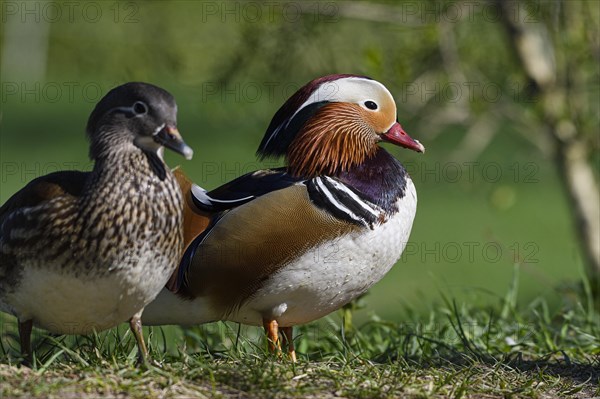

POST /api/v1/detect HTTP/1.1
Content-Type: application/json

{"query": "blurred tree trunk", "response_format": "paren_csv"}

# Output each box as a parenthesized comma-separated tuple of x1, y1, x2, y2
(497, 0, 600, 300)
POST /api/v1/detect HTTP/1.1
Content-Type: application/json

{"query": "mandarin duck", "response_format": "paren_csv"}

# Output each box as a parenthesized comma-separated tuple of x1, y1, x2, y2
(0, 82, 193, 365)
(143, 75, 424, 361)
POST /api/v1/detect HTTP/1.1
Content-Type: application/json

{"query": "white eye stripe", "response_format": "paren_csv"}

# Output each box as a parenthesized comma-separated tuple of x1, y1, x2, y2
(263, 77, 395, 149)
(295, 78, 391, 119)
(111, 105, 135, 113)
(110, 102, 149, 118)
(110, 105, 143, 118)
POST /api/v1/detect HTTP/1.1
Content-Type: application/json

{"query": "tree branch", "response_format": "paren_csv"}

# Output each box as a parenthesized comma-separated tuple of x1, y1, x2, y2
(496, 0, 600, 297)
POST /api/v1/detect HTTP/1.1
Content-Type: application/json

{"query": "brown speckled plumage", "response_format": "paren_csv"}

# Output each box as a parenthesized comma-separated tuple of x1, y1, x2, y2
(1, 152, 182, 278)
(0, 82, 192, 365)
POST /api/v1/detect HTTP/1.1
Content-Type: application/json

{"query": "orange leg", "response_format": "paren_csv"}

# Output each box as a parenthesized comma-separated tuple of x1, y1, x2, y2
(263, 319, 280, 353)
(282, 326, 296, 362)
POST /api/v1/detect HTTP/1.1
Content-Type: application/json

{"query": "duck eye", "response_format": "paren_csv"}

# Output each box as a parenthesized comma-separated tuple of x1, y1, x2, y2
(364, 101, 378, 110)
(133, 101, 148, 115)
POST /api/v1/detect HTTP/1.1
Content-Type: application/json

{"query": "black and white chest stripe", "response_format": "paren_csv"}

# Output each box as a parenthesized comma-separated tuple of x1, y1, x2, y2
(306, 176, 384, 229)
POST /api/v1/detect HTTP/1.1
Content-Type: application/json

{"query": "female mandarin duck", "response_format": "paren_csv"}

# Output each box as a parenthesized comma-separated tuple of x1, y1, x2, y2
(144, 75, 424, 360)
(0, 82, 193, 365)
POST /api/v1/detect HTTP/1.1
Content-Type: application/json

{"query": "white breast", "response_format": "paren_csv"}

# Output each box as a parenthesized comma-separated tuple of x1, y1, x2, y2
(4, 247, 171, 334)
(229, 178, 418, 327)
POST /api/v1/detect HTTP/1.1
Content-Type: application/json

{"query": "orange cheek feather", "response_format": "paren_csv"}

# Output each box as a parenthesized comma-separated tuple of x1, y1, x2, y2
(287, 103, 379, 177)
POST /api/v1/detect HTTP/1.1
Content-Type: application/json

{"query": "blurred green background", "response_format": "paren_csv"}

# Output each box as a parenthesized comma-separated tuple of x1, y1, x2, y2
(1, 0, 598, 327)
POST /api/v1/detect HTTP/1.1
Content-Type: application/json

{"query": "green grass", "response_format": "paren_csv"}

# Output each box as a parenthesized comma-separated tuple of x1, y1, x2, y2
(1, 84, 595, 398)
(2, 95, 596, 398)
(1, 269, 598, 399)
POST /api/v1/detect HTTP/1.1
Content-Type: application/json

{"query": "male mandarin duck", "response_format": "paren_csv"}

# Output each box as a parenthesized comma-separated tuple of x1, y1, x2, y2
(143, 75, 424, 360)
(0, 82, 193, 365)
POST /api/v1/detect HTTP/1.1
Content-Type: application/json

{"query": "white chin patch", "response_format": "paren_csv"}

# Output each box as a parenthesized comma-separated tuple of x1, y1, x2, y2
(134, 136, 161, 155)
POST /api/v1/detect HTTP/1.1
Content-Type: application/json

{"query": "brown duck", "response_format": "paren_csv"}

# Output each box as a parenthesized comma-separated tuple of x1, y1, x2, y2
(0, 82, 193, 365)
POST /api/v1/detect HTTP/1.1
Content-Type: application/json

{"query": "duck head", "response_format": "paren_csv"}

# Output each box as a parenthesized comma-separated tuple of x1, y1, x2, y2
(257, 74, 424, 177)
(86, 82, 193, 161)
